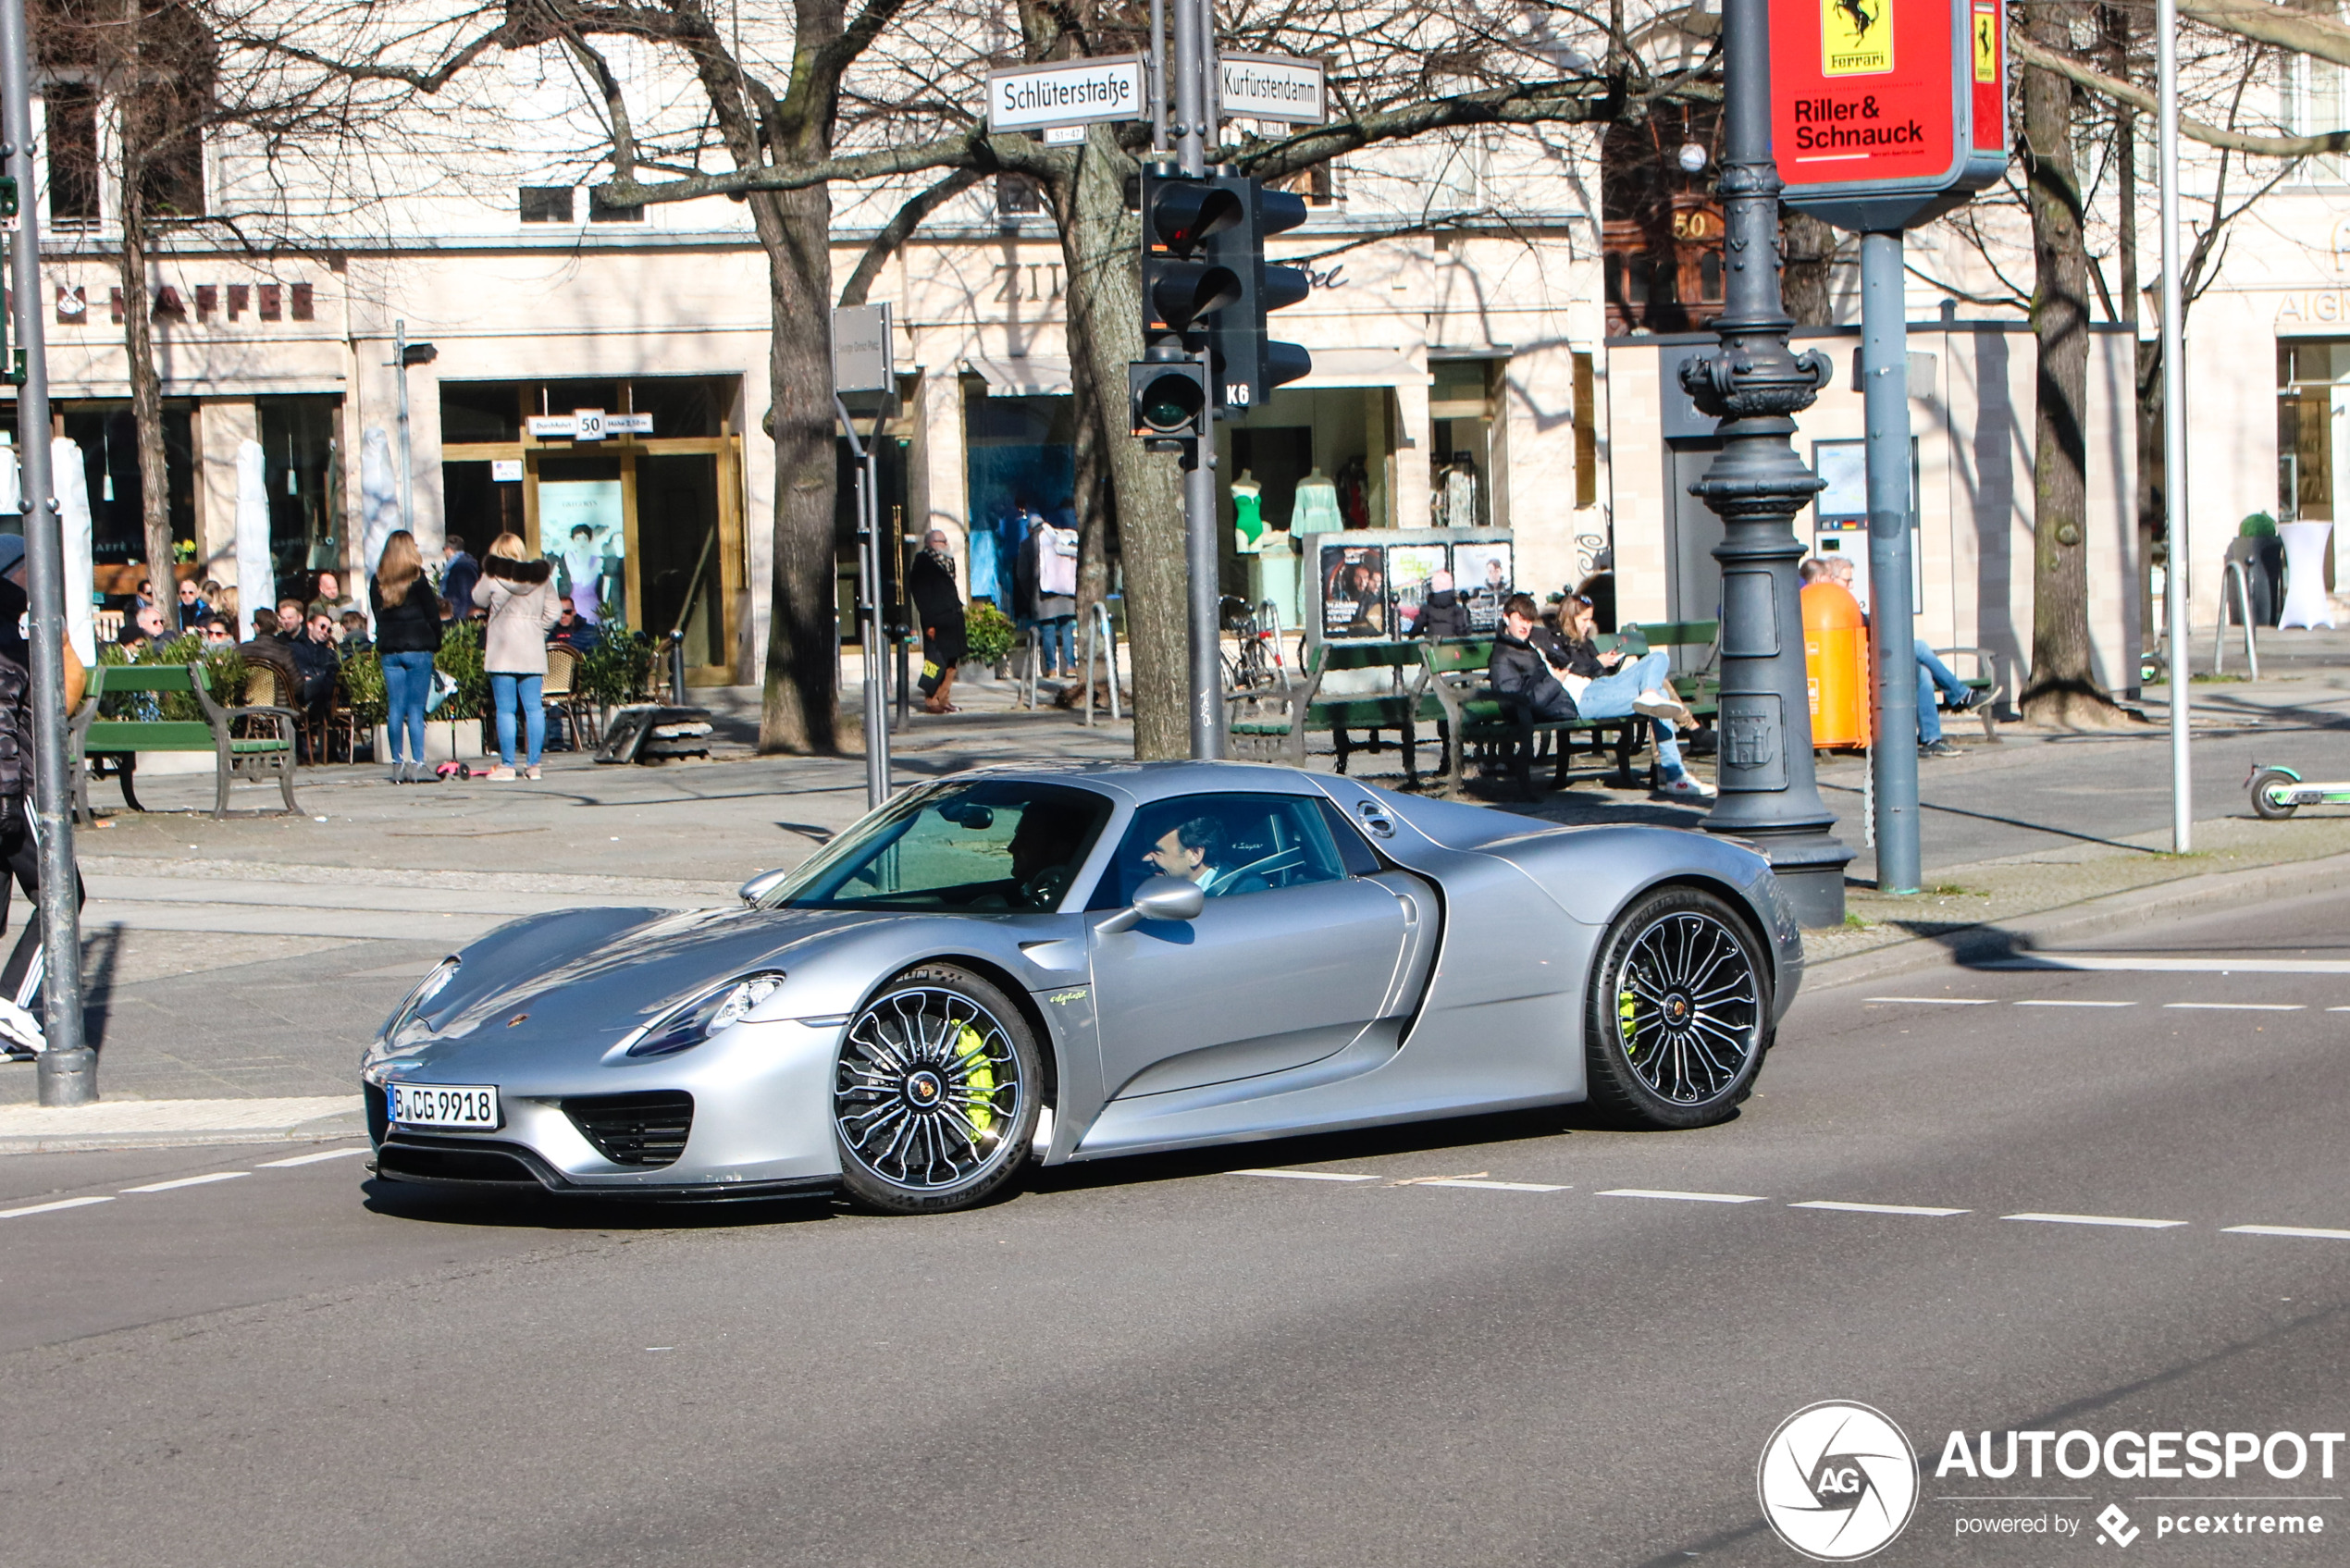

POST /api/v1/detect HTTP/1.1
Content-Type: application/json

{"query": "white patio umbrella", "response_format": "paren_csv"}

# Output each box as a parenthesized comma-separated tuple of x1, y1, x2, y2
(235, 440, 271, 639)
(54, 438, 94, 666)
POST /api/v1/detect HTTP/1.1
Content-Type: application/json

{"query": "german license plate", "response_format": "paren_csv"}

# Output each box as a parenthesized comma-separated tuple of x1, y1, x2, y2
(389, 1082, 500, 1130)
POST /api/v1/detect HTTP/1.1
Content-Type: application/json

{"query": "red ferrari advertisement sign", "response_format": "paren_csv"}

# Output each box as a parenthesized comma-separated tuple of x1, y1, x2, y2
(1772, 0, 2006, 227)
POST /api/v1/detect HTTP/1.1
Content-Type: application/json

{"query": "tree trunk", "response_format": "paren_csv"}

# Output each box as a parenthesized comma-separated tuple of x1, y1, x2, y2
(2106, 0, 2159, 663)
(2020, 19, 2123, 725)
(1056, 125, 1187, 757)
(117, 105, 175, 602)
(1780, 206, 1838, 328)
(1067, 347, 1114, 623)
(752, 179, 847, 754)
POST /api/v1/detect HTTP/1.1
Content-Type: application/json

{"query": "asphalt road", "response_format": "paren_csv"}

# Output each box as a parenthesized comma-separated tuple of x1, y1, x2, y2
(4, 888, 2347, 1566)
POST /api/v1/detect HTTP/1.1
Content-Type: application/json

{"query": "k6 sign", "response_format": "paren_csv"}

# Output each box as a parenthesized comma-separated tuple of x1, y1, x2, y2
(1772, 0, 2009, 231)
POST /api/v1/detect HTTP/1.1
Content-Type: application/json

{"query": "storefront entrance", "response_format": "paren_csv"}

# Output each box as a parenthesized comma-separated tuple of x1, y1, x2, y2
(439, 377, 745, 682)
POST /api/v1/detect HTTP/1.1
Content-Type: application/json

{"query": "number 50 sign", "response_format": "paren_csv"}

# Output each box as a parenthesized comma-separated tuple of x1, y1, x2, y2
(1771, 0, 2008, 232)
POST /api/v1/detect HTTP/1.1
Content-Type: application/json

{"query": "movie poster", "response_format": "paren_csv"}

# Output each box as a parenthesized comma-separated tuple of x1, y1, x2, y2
(1451, 540, 1514, 632)
(1319, 544, 1389, 638)
(1387, 544, 1449, 636)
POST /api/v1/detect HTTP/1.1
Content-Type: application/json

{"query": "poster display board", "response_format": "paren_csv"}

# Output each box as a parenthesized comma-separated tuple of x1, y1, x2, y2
(1314, 531, 1515, 642)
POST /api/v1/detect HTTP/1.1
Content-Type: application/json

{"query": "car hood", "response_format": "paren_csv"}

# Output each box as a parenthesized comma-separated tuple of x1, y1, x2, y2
(396, 904, 897, 1057)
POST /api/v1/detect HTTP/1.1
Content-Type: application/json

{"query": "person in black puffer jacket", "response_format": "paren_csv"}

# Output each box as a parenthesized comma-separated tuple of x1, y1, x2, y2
(1415, 569, 1472, 639)
(0, 539, 85, 1058)
(370, 530, 444, 783)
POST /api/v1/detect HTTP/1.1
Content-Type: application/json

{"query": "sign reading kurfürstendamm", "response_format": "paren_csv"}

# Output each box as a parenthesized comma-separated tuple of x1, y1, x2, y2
(1218, 53, 1328, 124)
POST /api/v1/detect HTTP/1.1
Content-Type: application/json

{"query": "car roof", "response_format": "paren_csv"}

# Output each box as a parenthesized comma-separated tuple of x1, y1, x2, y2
(953, 758, 1326, 806)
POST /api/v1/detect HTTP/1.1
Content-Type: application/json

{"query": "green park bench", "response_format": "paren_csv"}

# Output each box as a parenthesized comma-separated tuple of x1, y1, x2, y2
(1226, 639, 1441, 787)
(68, 662, 303, 823)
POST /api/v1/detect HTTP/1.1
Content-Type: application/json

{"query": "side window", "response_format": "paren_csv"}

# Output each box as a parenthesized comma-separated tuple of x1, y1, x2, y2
(1091, 794, 1354, 907)
(1316, 797, 1384, 876)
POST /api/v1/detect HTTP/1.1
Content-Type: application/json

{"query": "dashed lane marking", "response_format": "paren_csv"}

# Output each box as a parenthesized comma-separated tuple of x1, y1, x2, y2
(1231, 1168, 1380, 1182)
(2004, 1212, 2188, 1229)
(2012, 1000, 2136, 1008)
(2162, 1002, 2305, 1012)
(1599, 1188, 1769, 1204)
(1867, 996, 1995, 1005)
(1791, 1200, 1970, 1216)
(1414, 1179, 1570, 1192)
(2222, 1224, 2350, 1241)
(0, 1195, 115, 1219)
(257, 1146, 371, 1168)
(1983, 956, 2350, 975)
(121, 1172, 251, 1194)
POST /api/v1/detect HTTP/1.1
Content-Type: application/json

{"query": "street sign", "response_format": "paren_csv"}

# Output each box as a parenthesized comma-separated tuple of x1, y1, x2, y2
(831, 302, 895, 396)
(1218, 53, 1327, 125)
(1771, 0, 2005, 231)
(985, 55, 1145, 135)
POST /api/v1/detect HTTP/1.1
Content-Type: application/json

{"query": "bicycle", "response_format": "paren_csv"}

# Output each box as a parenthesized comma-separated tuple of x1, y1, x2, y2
(1220, 597, 1290, 695)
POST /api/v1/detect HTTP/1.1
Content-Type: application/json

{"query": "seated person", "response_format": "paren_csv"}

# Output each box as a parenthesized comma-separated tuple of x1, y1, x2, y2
(338, 610, 373, 656)
(1142, 816, 1268, 898)
(1490, 593, 1713, 801)
(199, 615, 236, 649)
(1000, 801, 1094, 908)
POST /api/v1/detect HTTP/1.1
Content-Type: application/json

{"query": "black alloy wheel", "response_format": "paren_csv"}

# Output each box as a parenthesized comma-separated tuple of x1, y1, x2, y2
(834, 965, 1040, 1215)
(1583, 885, 1771, 1130)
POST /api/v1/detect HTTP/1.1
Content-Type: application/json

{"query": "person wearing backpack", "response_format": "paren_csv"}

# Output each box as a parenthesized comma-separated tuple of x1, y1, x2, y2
(0, 537, 84, 1059)
(370, 529, 443, 784)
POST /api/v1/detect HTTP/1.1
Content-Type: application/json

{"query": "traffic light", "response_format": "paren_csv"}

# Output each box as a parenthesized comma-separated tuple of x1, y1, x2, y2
(1130, 166, 1244, 446)
(1204, 179, 1312, 412)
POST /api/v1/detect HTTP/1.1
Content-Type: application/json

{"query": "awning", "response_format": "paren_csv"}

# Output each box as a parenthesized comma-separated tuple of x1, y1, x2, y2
(965, 353, 1073, 397)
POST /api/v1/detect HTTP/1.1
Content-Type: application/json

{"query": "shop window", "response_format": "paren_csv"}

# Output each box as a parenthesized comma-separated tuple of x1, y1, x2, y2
(257, 397, 342, 589)
(963, 386, 1076, 609)
(60, 405, 195, 586)
(441, 382, 522, 443)
(625, 377, 727, 438)
(2278, 339, 2343, 522)
(43, 80, 99, 228)
(996, 174, 1045, 216)
(520, 185, 575, 223)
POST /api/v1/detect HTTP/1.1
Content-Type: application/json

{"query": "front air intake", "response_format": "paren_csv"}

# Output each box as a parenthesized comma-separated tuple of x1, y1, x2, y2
(563, 1092, 695, 1167)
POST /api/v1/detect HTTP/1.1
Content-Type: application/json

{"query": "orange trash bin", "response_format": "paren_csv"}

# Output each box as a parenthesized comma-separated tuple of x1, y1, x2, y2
(1802, 581, 1870, 748)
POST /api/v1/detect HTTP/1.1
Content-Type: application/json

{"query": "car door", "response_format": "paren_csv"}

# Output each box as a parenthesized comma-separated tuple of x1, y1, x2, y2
(1087, 791, 1411, 1099)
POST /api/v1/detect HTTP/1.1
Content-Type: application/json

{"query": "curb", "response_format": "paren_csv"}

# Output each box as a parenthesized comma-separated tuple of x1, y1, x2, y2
(0, 1110, 365, 1157)
(1804, 849, 2350, 992)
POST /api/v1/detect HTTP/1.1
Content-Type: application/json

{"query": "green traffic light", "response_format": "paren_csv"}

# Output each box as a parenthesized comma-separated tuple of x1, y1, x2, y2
(1140, 372, 1205, 433)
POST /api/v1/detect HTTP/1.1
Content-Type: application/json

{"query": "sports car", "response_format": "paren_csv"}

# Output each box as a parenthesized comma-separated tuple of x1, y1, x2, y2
(364, 760, 1803, 1214)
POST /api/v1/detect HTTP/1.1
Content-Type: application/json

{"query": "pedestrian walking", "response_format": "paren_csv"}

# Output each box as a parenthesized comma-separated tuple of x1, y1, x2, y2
(473, 533, 560, 781)
(0, 538, 85, 1059)
(1016, 513, 1079, 679)
(909, 529, 966, 714)
(369, 529, 442, 784)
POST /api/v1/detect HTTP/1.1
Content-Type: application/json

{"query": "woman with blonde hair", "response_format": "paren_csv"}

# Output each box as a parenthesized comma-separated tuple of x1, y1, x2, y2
(473, 531, 561, 781)
(369, 529, 442, 784)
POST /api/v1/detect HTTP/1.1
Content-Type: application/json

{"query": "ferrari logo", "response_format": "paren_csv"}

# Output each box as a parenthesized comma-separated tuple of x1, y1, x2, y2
(1822, 0, 1893, 76)
(1973, 3, 1998, 83)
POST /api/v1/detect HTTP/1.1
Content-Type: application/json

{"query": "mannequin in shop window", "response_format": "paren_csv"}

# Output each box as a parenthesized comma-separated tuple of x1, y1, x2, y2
(1336, 457, 1370, 531)
(1292, 467, 1342, 536)
(1231, 471, 1265, 555)
(1441, 451, 1480, 529)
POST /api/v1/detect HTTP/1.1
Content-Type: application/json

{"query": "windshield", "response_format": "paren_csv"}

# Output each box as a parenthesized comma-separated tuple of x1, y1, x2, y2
(767, 780, 1115, 913)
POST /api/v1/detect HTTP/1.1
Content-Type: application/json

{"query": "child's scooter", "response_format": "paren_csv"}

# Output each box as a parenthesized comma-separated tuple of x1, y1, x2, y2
(2246, 763, 2350, 820)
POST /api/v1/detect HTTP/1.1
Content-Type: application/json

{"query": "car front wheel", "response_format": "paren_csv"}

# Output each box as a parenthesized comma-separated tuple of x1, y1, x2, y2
(1583, 886, 1771, 1129)
(834, 965, 1041, 1215)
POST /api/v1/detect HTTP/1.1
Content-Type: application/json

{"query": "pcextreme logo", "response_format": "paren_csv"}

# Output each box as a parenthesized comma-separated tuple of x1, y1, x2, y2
(1759, 1401, 1922, 1562)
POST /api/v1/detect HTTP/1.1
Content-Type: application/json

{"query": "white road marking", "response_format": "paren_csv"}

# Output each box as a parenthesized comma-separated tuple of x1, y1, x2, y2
(1985, 955, 2350, 975)
(2004, 1211, 2187, 1229)
(1231, 1168, 1379, 1182)
(2223, 1224, 2350, 1241)
(1867, 996, 1995, 1006)
(1599, 1188, 1768, 1204)
(257, 1146, 371, 1168)
(0, 1195, 115, 1219)
(121, 1172, 251, 1193)
(2162, 1002, 2305, 1012)
(1415, 1179, 1569, 1192)
(2013, 1000, 2135, 1008)
(1791, 1200, 1970, 1216)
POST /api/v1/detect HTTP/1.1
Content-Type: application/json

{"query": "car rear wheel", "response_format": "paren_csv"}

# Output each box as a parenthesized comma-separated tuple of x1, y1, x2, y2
(834, 965, 1041, 1215)
(1583, 886, 1771, 1130)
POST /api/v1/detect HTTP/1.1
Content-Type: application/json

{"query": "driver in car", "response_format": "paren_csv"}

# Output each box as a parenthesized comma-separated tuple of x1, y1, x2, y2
(1004, 805, 1091, 907)
(1143, 817, 1264, 897)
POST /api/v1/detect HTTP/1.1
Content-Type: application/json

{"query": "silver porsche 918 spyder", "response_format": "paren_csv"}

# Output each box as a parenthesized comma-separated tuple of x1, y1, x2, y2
(364, 761, 1803, 1214)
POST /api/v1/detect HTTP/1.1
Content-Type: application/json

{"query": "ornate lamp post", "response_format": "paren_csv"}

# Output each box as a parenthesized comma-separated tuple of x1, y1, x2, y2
(1681, 0, 1852, 927)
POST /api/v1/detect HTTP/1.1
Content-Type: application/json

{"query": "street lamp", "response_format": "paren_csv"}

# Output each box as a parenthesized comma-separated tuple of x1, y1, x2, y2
(1678, 0, 1853, 927)
(390, 324, 437, 544)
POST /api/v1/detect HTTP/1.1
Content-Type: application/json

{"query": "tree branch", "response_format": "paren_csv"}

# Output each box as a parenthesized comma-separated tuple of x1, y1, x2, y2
(837, 167, 984, 306)
(2014, 31, 2350, 154)
(2182, 0, 2350, 69)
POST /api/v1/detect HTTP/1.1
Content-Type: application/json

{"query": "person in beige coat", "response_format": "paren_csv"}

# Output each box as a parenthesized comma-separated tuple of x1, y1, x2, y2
(473, 532, 563, 781)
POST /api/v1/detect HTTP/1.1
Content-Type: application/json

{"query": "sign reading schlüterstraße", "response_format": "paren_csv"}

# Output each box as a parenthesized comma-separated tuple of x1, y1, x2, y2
(985, 55, 1145, 134)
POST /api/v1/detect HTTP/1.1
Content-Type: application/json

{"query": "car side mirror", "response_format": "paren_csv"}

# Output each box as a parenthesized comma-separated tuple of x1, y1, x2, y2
(737, 869, 790, 908)
(1095, 874, 1206, 933)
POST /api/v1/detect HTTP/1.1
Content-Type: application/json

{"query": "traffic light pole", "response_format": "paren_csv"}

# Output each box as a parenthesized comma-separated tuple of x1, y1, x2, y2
(1860, 230, 1921, 895)
(1682, 0, 1852, 927)
(2, 0, 93, 1103)
(1173, 0, 1222, 759)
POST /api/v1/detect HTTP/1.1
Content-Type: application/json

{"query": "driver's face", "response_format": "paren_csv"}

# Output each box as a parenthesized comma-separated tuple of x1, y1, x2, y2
(1144, 827, 1204, 883)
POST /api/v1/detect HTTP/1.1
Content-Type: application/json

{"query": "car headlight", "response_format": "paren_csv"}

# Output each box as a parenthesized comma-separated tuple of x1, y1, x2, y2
(383, 957, 460, 1040)
(621, 971, 787, 1059)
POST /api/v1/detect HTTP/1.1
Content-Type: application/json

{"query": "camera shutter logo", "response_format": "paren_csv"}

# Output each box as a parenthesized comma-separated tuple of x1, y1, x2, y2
(1757, 1401, 1920, 1561)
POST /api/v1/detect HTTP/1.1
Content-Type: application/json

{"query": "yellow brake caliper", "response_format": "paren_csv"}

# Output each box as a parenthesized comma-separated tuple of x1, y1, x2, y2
(1618, 974, 1641, 1059)
(956, 1022, 997, 1139)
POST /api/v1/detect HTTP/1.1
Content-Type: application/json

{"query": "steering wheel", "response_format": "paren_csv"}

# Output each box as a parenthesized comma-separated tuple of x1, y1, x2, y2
(1016, 864, 1073, 910)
